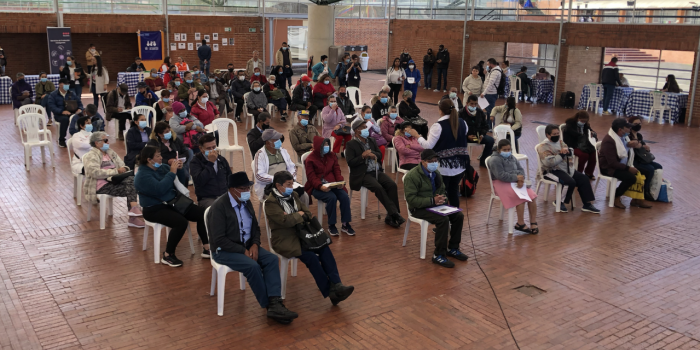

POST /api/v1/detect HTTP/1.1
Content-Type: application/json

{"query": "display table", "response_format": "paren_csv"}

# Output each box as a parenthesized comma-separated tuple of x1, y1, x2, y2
(0, 74, 61, 105)
(577, 85, 634, 114)
(624, 90, 688, 124)
(117, 72, 186, 96)
(532, 79, 553, 104)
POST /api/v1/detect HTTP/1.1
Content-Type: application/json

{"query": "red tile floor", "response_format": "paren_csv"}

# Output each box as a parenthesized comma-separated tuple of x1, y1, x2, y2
(1, 72, 700, 349)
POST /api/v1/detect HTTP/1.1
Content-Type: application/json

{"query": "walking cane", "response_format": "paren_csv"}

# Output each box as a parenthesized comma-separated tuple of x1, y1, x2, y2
(376, 163, 381, 220)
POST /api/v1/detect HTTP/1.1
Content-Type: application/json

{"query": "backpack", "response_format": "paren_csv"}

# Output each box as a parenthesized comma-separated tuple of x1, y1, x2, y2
(461, 164, 479, 197)
(496, 69, 507, 96)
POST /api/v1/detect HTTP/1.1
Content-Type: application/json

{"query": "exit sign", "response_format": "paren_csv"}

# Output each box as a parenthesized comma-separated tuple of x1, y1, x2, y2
(249, 28, 256, 32)
(224, 27, 231, 32)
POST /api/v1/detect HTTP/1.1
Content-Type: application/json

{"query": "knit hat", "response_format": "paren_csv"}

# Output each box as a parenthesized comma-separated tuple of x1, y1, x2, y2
(171, 101, 186, 115)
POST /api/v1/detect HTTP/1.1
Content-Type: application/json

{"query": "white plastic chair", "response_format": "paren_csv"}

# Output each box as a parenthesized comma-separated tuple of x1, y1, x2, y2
(204, 207, 246, 316)
(18, 105, 53, 143)
(67, 139, 84, 206)
(345, 87, 363, 113)
(394, 150, 409, 183)
(484, 156, 516, 234)
(401, 192, 430, 259)
(262, 200, 298, 299)
(509, 76, 521, 101)
(344, 150, 370, 219)
(593, 141, 618, 208)
(86, 193, 114, 230)
(242, 92, 255, 129)
(130, 106, 156, 144)
(17, 113, 54, 172)
(211, 118, 247, 172)
(558, 123, 578, 169)
(586, 83, 604, 115)
(648, 91, 670, 124)
(535, 125, 547, 143)
(493, 125, 529, 184)
(11, 87, 19, 125)
(154, 90, 163, 99)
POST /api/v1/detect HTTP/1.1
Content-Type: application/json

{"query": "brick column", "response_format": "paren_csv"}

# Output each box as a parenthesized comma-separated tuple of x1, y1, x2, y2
(555, 44, 570, 106)
(690, 51, 700, 127)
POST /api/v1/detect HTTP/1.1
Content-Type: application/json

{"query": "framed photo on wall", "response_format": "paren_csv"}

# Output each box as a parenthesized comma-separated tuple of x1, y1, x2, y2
(188, 43, 193, 50)
(195, 33, 201, 40)
(213, 33, 218, 40)
(178, 43, 186, 49)
(204, 35, 210, 42)
(213, 44, 219, 51)
(181, 33, 187, 41)
(221, 38, 227, 46)
(174, 33, 180, 41)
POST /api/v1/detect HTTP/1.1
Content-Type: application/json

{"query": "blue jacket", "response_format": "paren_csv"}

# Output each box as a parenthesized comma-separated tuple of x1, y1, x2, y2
(68, 112, 105, 135)
(311, 62, 335, 81)
(11, 79, 33, 109)
(198, 44, 212, 61)
(124, 125, 152, 169)
(403, 60, 422, 90)
(190, 152, 232, 200)
(135, 89, 159, 107)
(47, 89, 84, 117)
(134, 164, 177, 207)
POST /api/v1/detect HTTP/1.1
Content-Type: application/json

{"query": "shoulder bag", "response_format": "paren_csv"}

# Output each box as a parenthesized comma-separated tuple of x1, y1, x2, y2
(295, 215, 332, 252)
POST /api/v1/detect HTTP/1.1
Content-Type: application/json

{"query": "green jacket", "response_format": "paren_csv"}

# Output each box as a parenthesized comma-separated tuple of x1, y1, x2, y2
(264, 191, 312, 259)
(403, 164, 445, 211)
(35, 81, 56, 104)
(177, 81, 204, 101)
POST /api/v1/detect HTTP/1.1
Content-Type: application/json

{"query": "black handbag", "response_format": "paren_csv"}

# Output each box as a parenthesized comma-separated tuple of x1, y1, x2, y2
(164, 191, 195, 215)
(295, 216, 332, 252)
(334, 125, 352, 136)
(634, 147, 655, 164)
(107, 171, 134, 185)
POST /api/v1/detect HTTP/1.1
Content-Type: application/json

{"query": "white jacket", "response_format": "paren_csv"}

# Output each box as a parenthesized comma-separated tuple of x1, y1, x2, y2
(253, 147, 297, 200)
(89, 67, 110, 95)
(483, 67, 503, 95)
(70, 130, 92, 175)
(385, 67, 406, 85)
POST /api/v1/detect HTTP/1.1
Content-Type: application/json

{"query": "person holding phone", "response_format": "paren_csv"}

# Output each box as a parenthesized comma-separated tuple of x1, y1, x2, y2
(147, 121, 191, 186)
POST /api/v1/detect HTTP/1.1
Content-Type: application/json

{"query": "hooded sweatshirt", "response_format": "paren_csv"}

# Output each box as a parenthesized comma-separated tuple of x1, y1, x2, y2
(304, 136, 346, 195)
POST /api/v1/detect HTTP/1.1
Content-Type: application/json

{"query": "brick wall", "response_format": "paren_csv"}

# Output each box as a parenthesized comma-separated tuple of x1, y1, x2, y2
(0, 34, 49, 79)
(469, 21, 560, 44)
(565, 23, 700, 51)
(334, 18, 388, 71)
(63, 14, 165, 33)
(0, 13, 56, 33)
(564, 46, 603, 106)
(470, 41, 505, 67)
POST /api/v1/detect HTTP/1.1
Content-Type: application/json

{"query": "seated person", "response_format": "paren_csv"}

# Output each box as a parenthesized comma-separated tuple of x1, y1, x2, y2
(563, 111, 597, 179)
(380, 105, 403, 146)
(250, 67, 267, 85)
(487, 139, 539, 234)
(169, 101, 205, 141)
(460, 95, 494, 167)
(335, 86, 355, 116)
(345, 119, 404, 228)
(462, 66, 484, 101)
(206, 172, 298, 323)
(69, 116, 93, 175)
(82, 131, 143, 228)
(48, 78, 83, 147)
(69, 104, 105, 135)
(289, 110, 320, 160)
(190, 133, 232, 208)
(105, 83, 132, 140)
(628, 116, 663, 201)
(190, 89, 220, 126)
(291, 75, 318, 122)
(155, 89, 173, 122)
(322, 95, 351, 154)
(537, 124, 600, 214)
(144, 68, 164, 91)
(35, 72, 56, 124)
(404, 149, 468, 268)
(367, 99, 389, 160)
(369, 85, 394, 107)
(440, 87, 463, 110)
(178, 71, 204, 112)
(135, 81, 159, 107)
(371, 90, 391, 121)
(618, 73, 630, 87)
(248, 112, 271, 157)
(265, 171, 354, 304)
(11, 72, 32, 110)
(128, 57, 146, 72)
(135, 146, 210, 264)
(162, 65, 178, 86)
(490, 97, 523, 152)
(392, 121, 424, 171)
(661, 74, 681, 93)
(263, 74, 289, 121)
(312, 74, 335, 110)
(230, 69, 251, 122)
(253, 129, 308, 206)
(398, 90, 428, 138)
(124, 114, 152, 170)
(304, 136, 354, 236)
(191, 66, 206, 82)
(167, 80, 180, 102)
(598, 118, 651, 209)
(147, 121, 191, 186)
(204, 73, 230, 116)
(247, 81, 268, 124)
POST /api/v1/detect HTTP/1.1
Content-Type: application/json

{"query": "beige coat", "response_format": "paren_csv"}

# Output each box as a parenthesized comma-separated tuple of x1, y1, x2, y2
(462, 75, 483, 102)
(85, 49, 97, 66)
(82, 147, 127, 204)
(275, 50, 284, 67)
(491, 104, 523, 131)
(89, 67, 110, 95)
(246, 58, 265, 77)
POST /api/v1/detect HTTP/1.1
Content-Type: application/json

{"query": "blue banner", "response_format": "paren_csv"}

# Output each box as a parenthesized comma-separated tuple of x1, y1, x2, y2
(46, 27, 72, 75)
(139, 31, 162, 61)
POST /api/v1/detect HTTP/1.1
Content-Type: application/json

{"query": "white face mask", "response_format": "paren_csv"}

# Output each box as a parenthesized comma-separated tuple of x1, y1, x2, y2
(238, 76, 245, 81)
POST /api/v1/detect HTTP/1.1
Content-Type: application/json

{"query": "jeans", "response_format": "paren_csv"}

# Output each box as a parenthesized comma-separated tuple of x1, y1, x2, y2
(574, 148, 597, 177)
(70, 84, 82, 103)
(312, 188, 351, 226)
(359, 171, 400, 216)
(284, 67, 293, 87)
(200, 60, 210, 77)
(212, 247, 281, 308)
(603, 83, 615, 112)
(388, 83, 402, 105)
(55, 113, 70, 143)
(484, 93, 498, 120)
(612, 169, 637, 198)
(110, 112, 132, 136)
(270, 98, 287, 115)
(177, 148, 194, 186)
(296, 246, 341, 298)
(544, 170, 595, 205)
(436, 68, 448, 90)
(424, 66, 433, 89)
(410, 208, 464, 256)
(634, 161, 663, 196)
(40, 98, 52, 121)
(141, 203, 208, 255)
(442, 173, 463, 209)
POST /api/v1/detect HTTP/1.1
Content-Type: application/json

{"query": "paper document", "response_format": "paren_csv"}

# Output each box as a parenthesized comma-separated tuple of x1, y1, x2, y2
(511, 183, 532, 201)
(478, 96, 489, 110)
(426, 205, 462, 216)
(407, 77, 415, 84)
(325, 181, 345, 188)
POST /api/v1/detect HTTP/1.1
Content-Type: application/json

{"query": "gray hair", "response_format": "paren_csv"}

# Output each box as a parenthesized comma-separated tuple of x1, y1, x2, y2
(403, 90, 413, 98)
(89, 132, 109, 147)
(381, 85, 390, 92)
(16, 72, 24, 78)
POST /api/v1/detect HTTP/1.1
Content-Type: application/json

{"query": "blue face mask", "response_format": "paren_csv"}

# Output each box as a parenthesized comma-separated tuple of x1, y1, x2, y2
(274, 139, 282, 149)
(84, 124, 93, 132)
(179, 111, 187, 118)
(322, 145, 330, 154)
(209, 79, 215, 83)
(139, 121, 148, 128)
(194, 71, 200, 75)
(623, 133, 629, 138)
(41, 78, 47, 83)
(577, 121, 585, 127)
(389, 113, 398, 119)
(100, 143, 110, 152)
(329, 102, 336, 107)
(300, 119, 308, 126)
(380, 97, 388, 104)
(164, 131, 172, 140)
(467, 106, 477, 112)
(405, 131, 412, 138)
(175, 81, 181, 86)
(283, 187, 294, 196)
(254, 72, 260, 76)
(364, 113, 372, 120)
(153, 162, 161, 168)
(324, 80, 329, 85)
(163, 98, 170, 103)
(360, 129, 370, 138)
(427, 162, 439, 172)
(204, 150, 210, 157)
(345, 59, 350, 63)
(66, 61, 72, 65)
(239, 191, 251, 202)
(186, 79, 193, 84)
(62, 84, 70, 91)
(500, 151, 512, 158)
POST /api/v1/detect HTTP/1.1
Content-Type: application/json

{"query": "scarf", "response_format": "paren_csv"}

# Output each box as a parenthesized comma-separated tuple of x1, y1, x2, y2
(272, 188, 298, 214)
(607, 128, 628, 159)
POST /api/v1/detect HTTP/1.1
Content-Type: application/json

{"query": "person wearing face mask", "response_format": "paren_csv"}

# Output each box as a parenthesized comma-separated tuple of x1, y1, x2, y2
(346, 119, 404, 228)
(69, 116, 94, 176)
(563, 111, 597, 179)
(290, 110, 321, 159)
(48, 78, 84, 147)
(399, 48, 412, 70)
(206, 171, 299, 323)
(311, 55, 335, 82)
(223, 63, 236, 82)
(271, 64, 288, 91)
(323, 95, 351, 154)
(253, 129, 308, 206)
(263, 74, 289, 121)
(370, 85, 394, 107)
(462, 66, 483, 103)
(303, 136, 355, 236)
(440, 86, 463, 111)
(334, 53, 351, 87)
(250, 67, 268, 85)
(245, 50, 265, 78)
(386, 58, 406, 105)
(480, 58, 503, 117)
(627, 116, 662, 201)
(335, 86, 354, 116)
(247, 81, 269, 124)
(461, 95, 493, 167)
(434, 45, 450, 93)
(85, 44, 97, 74)
(124, 114, 152, 169)
(312, 73, 336, 109)
(169, 101, 205, 149)
(162, 66, 178, 86)
(148, 121, 191, 186)
(423, 49, 436, 90)
(380, 106, 404, 147)
(490, 97, 522, 152)
(371, 90, 393, 122)
(144, 68, 164, 92)
(83, 132, 143, 228)
(135, 81, 159, 107)
(398, 90, 428, 137)
(247, 113, 280, 156)
(190, 133, 232, 208)
(537, 124, 600, 214)
(403, 59, 421, 102)
(178, 71, 204, 113)
(346, 54, 362, 88)
(69, 104, 104, 136)
(175, 56, 189, 72)
(155, 89, 173, 122)
(291, 75, 318, 123)
(10, 72, 32, 110)
(404, 149, 467, 267)
(275, 42, 293, 88)
(35, 72, 56, 124)
(203, 73, 229, 116)
(190, 89, 220, 126)
(487, 139, 539, 234)
(392, 121, 424, 171)
(230, 70, 252, 122)
(135, 145, 211, 265)
(356, 103, 388, 161)
(88, 56, 109, 108)
(60, 55, 86, 102)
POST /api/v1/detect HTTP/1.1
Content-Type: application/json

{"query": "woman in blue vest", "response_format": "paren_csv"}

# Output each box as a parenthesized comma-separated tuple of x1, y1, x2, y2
(408, 98, 469, 208)
(403, 60, 421, 103)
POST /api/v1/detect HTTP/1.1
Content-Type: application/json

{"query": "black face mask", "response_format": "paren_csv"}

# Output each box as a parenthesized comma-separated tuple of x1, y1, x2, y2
(632, 124, 642, 132)
(550, 135, 560, 143)
(228, 68, 234, 72)
(261, 124, 270, 130)
(339, 92, 346, 98)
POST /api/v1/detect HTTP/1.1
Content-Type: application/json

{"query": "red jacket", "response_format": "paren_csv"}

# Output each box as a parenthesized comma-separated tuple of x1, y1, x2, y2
(190, 100, 219, 126)
(312, 82, 336, 106)
(304, 136, 346, 195)
(251, 75, 268, 85)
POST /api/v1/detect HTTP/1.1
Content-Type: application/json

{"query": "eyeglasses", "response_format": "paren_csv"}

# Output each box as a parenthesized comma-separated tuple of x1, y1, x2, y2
(102, 139, 109, 143)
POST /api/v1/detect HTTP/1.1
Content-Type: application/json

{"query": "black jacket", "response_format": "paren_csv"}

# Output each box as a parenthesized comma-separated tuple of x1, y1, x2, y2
(336, 94, 355, 116)
(60, 62, 86, 89)
(206, 194, 261, 255)
(601, 64, 621, 86)
(371, 100, 390, 120)
(423, 54, 435, 69)
(399, 99, 421, 120)
(190, 152, 232, 200)
(247, 126, 265, 157)
(292, 84, 313, 106)
(230, 79, 251, 99)
(128, 62, 146, 72)
(399, 53, 412, 70)
(147, 136, 189, 165)
(460, 107, 489, 138)
(345, 137, 383, 191)
(563, 117, 595, 152)
(124, 125, 152, 169)
(436, 49, 450, 69)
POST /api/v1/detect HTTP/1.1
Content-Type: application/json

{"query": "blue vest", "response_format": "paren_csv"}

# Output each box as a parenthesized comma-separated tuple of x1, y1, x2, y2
(434, 118, 469, 169)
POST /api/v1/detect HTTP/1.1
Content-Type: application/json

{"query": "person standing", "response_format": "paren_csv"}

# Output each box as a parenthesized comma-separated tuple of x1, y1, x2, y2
(246, 51, 265, 78)
(601, 57, 622, 115)
(334, 53, 351, 88)
(89, 56, 109, 108)
(346, 54, 362, 88)
(197, 39, 212, 77)
(0, 46, 6, 76)
(462, 66, 483, 103)
(275, 42, 293, 88)
(423, 48, 435, 91)
(403, 60, 421, 103)
(60, 56, 86, 103)
(385, 58, 405, 106)
(35, 72, 56, 125)
(480, 58, 503, 118)
(85, 44, 97, 74)
(399, 48, 412, 70)
(434, 45, 450, 93)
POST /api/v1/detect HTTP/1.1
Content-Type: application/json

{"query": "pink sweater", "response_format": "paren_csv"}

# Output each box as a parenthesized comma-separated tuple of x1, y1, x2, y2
(380, 115, 404, 143)
(393, 134, 423, 168)
(321, 105, 346, 138)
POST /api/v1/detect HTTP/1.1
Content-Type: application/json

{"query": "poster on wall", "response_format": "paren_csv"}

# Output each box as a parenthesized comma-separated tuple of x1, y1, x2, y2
(181, 33, 187, 41)
(213, 33, 218, 40)
(196, 43, 202, 49)
(221, 38, 227, 46)
(229, 38, 234, 46)
(213, 44, 219, 51)
(204, 35, 210, 42)
(188, 43, 193, 50)
(174, 33, 180, 41)
(170, 43, 177, 51)
(178, 43, 186, 49)
(138, 31, 163, 61)
(195, 33, 201, 40)
(46, 27, 72, 74)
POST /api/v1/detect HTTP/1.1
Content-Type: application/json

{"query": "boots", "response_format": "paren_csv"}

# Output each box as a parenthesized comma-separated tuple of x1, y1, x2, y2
(613, 197, 626, 209)
(329, 283, 355, 306)
(630, 199, 652, 208)
(266, 297, 298, 324)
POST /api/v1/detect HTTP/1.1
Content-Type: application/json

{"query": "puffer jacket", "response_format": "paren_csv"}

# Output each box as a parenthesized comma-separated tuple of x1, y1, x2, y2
(487, 153, 524, 182)
(304, 136, 346, 195)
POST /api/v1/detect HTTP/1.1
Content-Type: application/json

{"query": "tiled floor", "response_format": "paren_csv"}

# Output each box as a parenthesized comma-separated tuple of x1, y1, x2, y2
(1, 73, 700, 349)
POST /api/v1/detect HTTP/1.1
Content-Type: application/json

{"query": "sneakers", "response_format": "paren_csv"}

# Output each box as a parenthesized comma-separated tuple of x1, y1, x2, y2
(128, 206, 143, 217)
(443, 90, 447, 93)
(581, 203, 601, 214)
(328, 224, 340, 236)
(433, 89, 440, 92)
(432, 254, 455, 268)
(201, 249, 211, 258)
(128, 217, 146, 228)
(553, 201, 568, 213)
(447, 249, 469, 261)
(161, 253, 183, 267)
(58, 141, 67, 148)
(341, 223, 355, 236)
(235, 117, 242, 123)
(385, 215, 400, 228)
(392, 213, 406, 225)
(329, 283, 355, 305)
(602, 111, 612, 115)
(266, 297, 298, 323)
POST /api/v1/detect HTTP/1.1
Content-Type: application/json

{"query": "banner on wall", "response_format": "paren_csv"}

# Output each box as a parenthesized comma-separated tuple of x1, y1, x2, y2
(46, 27, 73, 75)
(137, 31, 164, 71)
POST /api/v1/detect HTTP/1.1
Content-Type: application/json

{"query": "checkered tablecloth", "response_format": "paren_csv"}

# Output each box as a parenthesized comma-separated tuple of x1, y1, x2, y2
(117, 72, 185, 96)
(624, 90, 688, 124)
(532, 79, 554, 104)
(0, 74, 61, 105)
(503, 77, 511, 98)
(578, 85, 634, 114)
